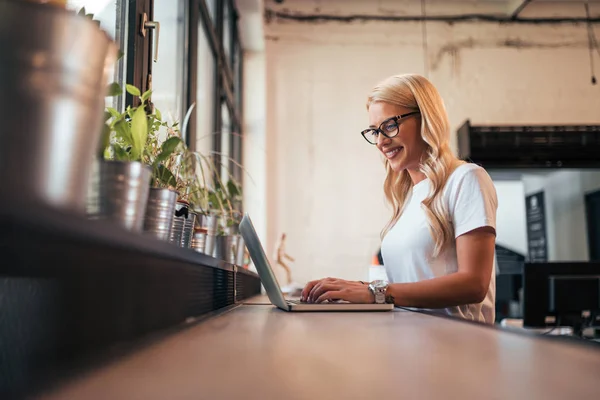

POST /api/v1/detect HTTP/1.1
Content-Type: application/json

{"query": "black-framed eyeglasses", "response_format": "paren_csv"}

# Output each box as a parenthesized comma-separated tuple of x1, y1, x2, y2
(360, 111, 420, 145)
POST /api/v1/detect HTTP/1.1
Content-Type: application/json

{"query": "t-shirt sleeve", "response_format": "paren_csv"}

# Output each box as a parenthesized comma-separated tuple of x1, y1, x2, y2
(448, 166, 498, 238)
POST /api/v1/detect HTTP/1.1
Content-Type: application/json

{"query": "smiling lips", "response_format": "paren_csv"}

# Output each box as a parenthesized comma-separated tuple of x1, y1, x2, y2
(384, 147, 403, 159)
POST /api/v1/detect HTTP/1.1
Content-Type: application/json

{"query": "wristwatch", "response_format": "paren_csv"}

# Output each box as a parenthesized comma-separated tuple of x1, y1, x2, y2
(368, 280, 389, 304)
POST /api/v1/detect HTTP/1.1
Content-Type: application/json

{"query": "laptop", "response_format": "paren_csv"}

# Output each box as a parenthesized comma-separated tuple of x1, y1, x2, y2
(239, 213, 394, 312)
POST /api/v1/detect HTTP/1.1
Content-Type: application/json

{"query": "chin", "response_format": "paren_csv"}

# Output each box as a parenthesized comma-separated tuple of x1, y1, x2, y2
(389, 161, 408, 173)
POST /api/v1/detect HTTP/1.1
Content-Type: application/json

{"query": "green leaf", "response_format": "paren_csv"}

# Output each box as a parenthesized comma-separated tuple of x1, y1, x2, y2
(227, 179, 241, 197)
(141, 89, 153, 103)
(78, 7, 86, 16)
(106, 107, 121, 119)
(106, 82, 122, 97)
(130, 105, 148, 161)
(155, 137, 182, 164)
(155, 108, 162, 121)
(155, 164, 177, 188)
(117, 49, 124, 61)
(112, 144, 130, 161)
(126, 84, 141, 97)
(98, 123, 111, 158)
(114, 118, 133, 146)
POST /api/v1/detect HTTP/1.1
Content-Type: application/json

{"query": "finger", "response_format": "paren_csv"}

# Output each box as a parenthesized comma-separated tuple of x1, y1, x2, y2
(309, 281, 334, 302)
(316, 290, 344, 304)
(310, 283, 341, 303)
(301, 279, 322, 301)
(308, 281, 326, 302)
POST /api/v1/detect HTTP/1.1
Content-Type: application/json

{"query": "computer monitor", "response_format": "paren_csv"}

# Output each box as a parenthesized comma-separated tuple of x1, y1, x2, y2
(523, 262, 600, 336)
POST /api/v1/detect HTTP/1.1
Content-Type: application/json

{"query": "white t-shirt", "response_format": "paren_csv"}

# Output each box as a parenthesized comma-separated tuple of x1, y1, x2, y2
(380, 163, 498, 324)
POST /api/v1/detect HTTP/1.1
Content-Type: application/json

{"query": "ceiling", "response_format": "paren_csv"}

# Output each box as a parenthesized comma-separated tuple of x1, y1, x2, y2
(237, 0, 600, 51)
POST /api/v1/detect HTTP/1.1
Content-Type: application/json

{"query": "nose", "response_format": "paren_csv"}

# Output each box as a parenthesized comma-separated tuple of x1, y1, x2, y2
(376, 131, 391, 148)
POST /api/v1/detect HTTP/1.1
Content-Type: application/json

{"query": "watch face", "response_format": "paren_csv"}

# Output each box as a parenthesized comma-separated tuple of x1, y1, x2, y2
(374, 280, 388, 290)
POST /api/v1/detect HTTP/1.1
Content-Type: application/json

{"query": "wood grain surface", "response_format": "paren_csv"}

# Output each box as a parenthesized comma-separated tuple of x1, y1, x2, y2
(37, 303, 600, 400)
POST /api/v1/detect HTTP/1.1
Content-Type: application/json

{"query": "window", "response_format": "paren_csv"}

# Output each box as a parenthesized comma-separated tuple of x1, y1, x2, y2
(152, 0, 187, 126)
(195, 0, 244, 193)
(66, 0, 128, 110)
(196, 21, 215, 157)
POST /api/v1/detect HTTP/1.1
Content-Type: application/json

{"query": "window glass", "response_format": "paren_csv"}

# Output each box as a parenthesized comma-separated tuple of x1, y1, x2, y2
(206, 0, 216, 23)
(223, 0, 231, 65)
(152, 0, 186, 126)
(66, 0, 127, 110)
(221, 102, 231, 180)
(196, 29, 215, 158)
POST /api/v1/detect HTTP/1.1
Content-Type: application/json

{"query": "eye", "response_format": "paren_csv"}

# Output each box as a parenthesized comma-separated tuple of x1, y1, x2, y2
(382, 121, 398, 133)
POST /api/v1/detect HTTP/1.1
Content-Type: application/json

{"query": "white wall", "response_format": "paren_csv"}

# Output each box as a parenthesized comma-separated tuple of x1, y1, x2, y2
(243, 51, 268, 254)
(244, 0, 600, 284)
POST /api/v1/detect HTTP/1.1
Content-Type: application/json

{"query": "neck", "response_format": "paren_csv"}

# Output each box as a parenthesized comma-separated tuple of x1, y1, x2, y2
(408, 168, 427, 186)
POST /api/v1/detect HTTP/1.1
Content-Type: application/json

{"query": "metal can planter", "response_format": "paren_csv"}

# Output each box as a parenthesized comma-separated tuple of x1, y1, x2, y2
(191, 228, 207, 253)
(181, 211, 197, 248)
(214, 235, 235, 263)
(87, 160, 152, 232)
(0, 1, 117, 213)
(198, 213, 219, 256)
(143, 188, 178, 241)
(169, 201, 188, 246)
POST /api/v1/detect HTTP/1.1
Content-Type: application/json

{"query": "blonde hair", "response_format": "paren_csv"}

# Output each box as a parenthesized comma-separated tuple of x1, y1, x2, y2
(367, 73, 463, 257)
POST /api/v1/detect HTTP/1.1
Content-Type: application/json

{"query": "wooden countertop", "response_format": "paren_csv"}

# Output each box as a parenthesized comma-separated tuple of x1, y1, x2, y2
(37, 301, 600, 400)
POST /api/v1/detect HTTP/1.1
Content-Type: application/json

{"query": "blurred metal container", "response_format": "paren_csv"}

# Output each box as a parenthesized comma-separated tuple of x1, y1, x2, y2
(87, 160, 151, 232)
(181, 211, 197, 248)
(234, 234, 245, 266)
(169, 202, 188, 246)
(143, 188, 178, 241)
(214, 235, 234, 263)
(192, 229, 207, 253)
(199, 213, 219, 256)
(0, 0, 117, 213)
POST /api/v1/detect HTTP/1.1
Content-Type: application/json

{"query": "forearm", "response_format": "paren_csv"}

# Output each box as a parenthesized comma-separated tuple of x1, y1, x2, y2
(387, 273, 487, 309)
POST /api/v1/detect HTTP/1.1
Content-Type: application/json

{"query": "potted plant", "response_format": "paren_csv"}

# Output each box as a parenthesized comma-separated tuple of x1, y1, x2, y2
(88, 84, 152, 232)
(90, 83, 183, 235)
(140, 94, 183, 242)
(0, 2, 117, 214)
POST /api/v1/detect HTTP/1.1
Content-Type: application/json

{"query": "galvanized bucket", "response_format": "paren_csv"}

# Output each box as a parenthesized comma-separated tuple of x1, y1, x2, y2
(234, 234, 245, 266)
(0, 1, 117, 213)
(87, 160, 152, 232)
(169, 201, 188, 246)
(198, 213, 219, 255)
(192, 229, 207, 253)
(214, 235, 234, 263)
(143, 188, 178, 241)
(181, 211, 197, 248)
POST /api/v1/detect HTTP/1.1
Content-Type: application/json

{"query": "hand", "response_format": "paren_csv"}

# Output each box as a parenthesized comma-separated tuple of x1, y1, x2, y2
(300, 277, 373, 304)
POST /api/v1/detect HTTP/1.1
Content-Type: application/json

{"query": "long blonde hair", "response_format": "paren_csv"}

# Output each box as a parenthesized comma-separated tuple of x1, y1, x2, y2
(367, 74, 463, 257)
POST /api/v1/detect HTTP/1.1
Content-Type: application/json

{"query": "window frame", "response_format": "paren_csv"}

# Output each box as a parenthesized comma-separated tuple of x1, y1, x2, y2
(196, 0, 243, 184)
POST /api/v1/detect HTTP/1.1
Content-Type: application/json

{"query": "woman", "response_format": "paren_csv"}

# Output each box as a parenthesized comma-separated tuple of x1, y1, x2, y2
(301, 73, 498, 324)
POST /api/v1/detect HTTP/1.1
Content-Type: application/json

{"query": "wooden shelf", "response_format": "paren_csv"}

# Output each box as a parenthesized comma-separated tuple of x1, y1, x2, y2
(0, 197, 261, 398)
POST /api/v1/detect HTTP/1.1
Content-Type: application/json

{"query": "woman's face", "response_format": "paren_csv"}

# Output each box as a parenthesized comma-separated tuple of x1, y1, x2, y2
(367, 102, 425, 173)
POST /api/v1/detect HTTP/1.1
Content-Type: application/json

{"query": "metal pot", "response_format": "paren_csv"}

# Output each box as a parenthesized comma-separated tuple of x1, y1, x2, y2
(234, 234, 246, 266)
(0, 0, 117, 213)
(87, 160, 152, 232)
(199, 213, 219, 255)
(169, 202, 188, 246)
(214, 235, 234, 263)
(181, 211, 197, 248)
(192, 229, 207, 253)
(143, 188, 178, 241)
(169, 201, 196, 248)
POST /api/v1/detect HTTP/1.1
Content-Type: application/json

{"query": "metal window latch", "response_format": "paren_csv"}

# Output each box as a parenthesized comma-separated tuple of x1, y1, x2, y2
(140, 12, 160, 62)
